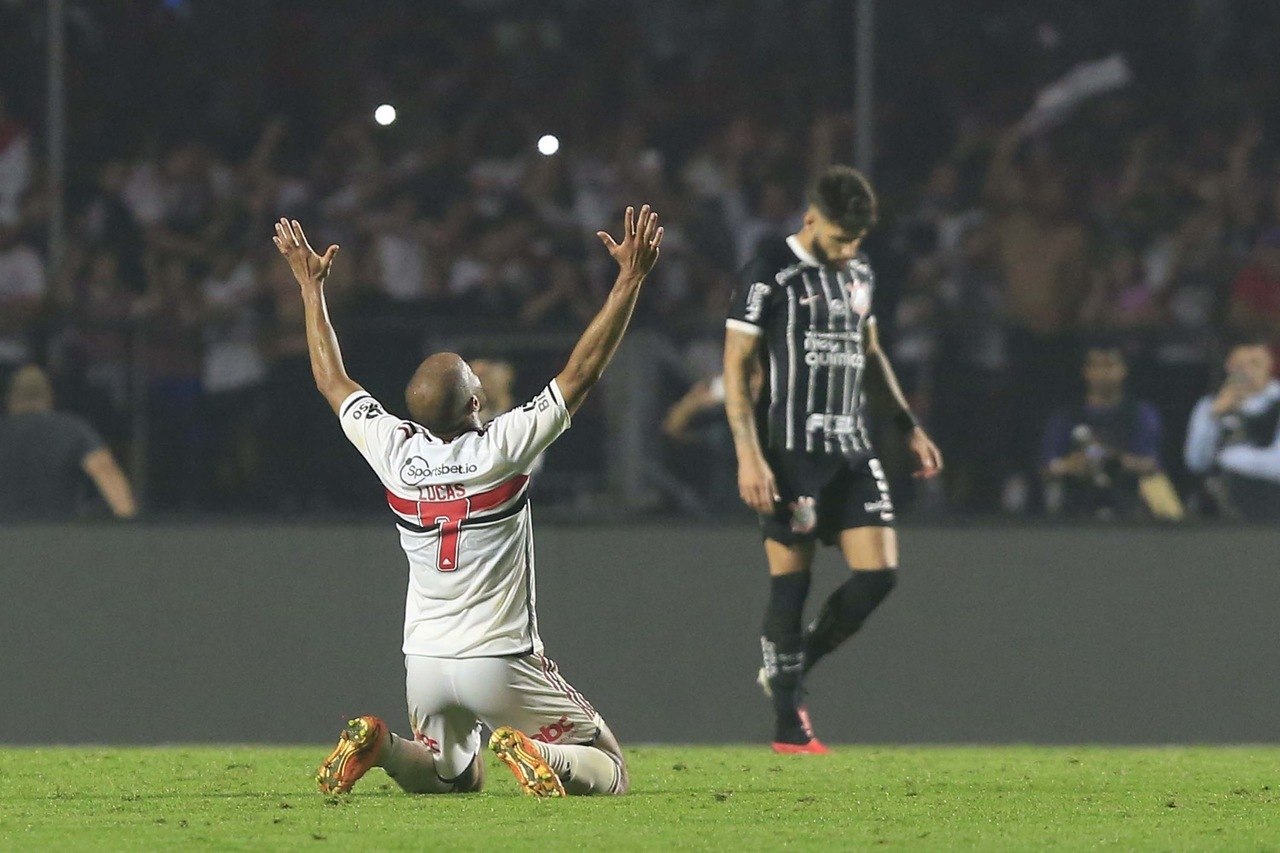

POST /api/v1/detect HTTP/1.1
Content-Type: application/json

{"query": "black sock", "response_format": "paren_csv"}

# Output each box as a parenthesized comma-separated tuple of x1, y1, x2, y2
(761, 571, 811, 743)
(804, 568, 896, 674)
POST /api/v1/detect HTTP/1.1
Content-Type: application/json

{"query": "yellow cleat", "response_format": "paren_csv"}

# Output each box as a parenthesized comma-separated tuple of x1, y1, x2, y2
(489, 726, 566, 798)
(317, 715, 387, 794)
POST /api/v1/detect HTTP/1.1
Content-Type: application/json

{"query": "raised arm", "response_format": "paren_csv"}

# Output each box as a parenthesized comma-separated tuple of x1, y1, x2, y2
(864, 318, 943, 478)
(272, 218, 361, 413)
(554, 205, 664, 414)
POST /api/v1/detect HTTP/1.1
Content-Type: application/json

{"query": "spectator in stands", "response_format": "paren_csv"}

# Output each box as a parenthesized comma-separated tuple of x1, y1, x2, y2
(0, 90, 30, 227)
(199, 248, 268, 508)
(0, 223, 45, 389)
(1041, 346, 1175, 520)
(135, 255, 203, 510)
(1228, 229, 1280, 355)
(1184, 341, 1280, 521)
(932, 219, 1009, 513)
(984, 127, 1090, 509)
(662, 371, 751, 513)
(663, 375, 726, 443)
(0, 364, 136, 519)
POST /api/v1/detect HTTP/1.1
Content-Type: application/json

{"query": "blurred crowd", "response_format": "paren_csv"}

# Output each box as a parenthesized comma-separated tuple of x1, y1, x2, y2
(2, 0, 1280, 519)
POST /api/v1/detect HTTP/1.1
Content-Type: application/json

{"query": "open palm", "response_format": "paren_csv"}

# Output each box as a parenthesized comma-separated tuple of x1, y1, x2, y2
(596, 205, 664, 278)
(273, 218, 339, 287)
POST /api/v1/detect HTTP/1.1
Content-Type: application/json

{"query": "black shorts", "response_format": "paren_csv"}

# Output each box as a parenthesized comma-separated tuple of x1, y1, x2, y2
(760, 451, 895, 546)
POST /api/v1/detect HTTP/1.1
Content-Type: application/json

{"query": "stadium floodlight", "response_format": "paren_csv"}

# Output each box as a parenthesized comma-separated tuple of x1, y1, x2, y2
(537, 134, 560, 156)
(374, 104, 397, 126)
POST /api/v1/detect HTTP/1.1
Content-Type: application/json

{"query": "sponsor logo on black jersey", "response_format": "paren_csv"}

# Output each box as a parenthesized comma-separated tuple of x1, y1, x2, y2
(744, 282, 771, 322)
(803, 330, 865, 368)
(805, 413, 861, 435)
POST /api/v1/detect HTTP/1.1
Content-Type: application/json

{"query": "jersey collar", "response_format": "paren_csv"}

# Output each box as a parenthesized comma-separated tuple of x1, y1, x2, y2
(786, 234, 821, 268)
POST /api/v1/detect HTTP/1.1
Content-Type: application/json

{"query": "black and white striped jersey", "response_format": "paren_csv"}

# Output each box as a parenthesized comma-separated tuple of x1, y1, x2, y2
(726, 235, 875, 459)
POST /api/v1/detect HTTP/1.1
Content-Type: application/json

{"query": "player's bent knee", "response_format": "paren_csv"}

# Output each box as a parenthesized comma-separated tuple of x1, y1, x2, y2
(877, 567, 898, 596)
(448, 757, 485, 793)
(602, 750, 629, 795)
(851, 565, 897, 593)
(594, 724, 629, 795)
(401, 752, 483, 795)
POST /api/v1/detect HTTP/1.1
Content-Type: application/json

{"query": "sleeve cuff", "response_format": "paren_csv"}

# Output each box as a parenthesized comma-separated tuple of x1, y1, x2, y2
(548, 379, 572, 426)
(725, 319, 764, 336)
(338, 390, 371, 418)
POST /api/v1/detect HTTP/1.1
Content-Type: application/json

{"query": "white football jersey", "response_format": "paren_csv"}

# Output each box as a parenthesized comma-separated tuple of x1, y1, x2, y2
(338, 380, 571, 658)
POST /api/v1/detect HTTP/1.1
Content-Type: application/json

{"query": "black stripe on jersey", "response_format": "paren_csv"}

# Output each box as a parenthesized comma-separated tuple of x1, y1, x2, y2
(340, 393, 373, 417)
(546, 381, 567, 413)
(393, 491, 530, 534)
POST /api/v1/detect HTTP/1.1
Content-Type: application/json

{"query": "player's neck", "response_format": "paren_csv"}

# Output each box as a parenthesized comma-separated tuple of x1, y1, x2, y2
(437, 414, 484, 442)
(789, 232, 823, 266)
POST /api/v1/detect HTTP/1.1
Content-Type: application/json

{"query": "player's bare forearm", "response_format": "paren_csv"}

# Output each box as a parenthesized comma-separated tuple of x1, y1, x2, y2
(723, 329, 765, 462)
(864, 323, 916, 429)
(273, 218, 360, 413)
(865, 319, 943, 476)
(556, 272, 644, 413)
(301, 287, 360, 412)
(556, 205, 664, 414)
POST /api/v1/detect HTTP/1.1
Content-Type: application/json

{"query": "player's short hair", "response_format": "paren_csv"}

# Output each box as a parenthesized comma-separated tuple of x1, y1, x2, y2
(406, 353, 482, 436)
(809, 165, 878, 236)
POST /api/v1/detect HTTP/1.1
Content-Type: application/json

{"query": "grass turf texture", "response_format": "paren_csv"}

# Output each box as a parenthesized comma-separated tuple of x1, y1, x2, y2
(2, 746, 1277, 850)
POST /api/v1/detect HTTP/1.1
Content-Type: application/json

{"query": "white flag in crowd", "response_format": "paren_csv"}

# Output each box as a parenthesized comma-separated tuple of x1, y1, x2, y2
(1018, 54, 1133, 137)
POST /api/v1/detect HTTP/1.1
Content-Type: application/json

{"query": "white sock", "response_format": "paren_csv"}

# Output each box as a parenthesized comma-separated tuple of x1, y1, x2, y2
(379, 733, 456, 794)
(535, 742, 622, 795)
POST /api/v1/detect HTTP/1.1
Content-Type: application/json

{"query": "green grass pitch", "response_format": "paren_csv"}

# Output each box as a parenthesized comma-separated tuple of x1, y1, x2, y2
(2, 745, 1278, 850)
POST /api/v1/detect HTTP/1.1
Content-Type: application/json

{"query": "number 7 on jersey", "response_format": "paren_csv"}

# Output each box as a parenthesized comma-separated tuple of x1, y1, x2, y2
(430, 498, 470, 571)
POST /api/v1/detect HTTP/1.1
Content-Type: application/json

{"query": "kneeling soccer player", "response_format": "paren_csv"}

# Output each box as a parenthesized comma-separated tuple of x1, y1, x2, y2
(271, 206, 663, 795)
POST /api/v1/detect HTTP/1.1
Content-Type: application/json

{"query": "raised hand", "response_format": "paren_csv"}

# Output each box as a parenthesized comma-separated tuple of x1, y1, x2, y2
(596, 205, 664, 279)
(272, 218, 340, 289)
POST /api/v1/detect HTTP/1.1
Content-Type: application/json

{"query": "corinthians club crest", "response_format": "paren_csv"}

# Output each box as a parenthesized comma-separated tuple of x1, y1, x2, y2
(845, 278, 872, 316)
(844, 258, 873, 316)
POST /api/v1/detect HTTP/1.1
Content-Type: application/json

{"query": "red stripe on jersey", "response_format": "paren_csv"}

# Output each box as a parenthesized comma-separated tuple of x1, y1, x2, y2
(386, 474, 529, 571)
(386, 474, 529, 526)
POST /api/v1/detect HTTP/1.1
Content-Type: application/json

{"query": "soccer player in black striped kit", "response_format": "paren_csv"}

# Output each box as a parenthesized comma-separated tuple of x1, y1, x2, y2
(724, 166, 943, 753)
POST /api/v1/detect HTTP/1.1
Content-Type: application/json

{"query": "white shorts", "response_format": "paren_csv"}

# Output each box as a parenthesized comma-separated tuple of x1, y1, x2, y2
(404, 652, 605, 780)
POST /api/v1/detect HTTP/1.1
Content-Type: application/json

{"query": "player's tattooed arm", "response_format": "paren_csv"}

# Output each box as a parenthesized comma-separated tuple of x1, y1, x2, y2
(864, 317, 944, 479)
(555, 205, 664, 414)
(272, 218, 362, 414)
(724, 328, 779, 514)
